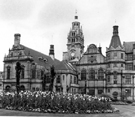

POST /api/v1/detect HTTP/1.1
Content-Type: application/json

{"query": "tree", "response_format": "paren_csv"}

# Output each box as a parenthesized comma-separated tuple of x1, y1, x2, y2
(42, 74, 46, 91)
(49, 65, 56, 92)
(15, 62, 22, 94)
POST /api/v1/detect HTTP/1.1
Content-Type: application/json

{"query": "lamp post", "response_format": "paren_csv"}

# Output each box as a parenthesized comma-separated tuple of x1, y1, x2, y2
(133, 75, 134, 102)
(84, 79, 87, 94)
(121, 70, 123, 101)
(105, 71, 107, 94)
(104, 70, 110, 94)
(125, 90, 127, 101)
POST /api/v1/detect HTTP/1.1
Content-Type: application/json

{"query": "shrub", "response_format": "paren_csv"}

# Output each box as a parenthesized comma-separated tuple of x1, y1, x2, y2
(126, 100, 133, 104)
(0, 91, 114, 114)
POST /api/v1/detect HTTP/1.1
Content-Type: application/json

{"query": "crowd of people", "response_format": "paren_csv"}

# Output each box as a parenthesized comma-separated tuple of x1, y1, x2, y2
(0, 91, 113, 114)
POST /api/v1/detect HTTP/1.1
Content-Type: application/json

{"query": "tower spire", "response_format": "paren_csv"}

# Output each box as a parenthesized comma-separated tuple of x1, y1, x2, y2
(74, 9, 78, 20)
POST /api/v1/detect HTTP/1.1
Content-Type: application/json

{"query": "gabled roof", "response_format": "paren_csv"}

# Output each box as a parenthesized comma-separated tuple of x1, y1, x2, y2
(123, 42, 135, 53)
(109, 35, 122, 49)
(21, 45, 60, 69)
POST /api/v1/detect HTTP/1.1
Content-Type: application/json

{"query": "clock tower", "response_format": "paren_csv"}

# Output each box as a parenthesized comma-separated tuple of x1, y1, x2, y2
(63, 13, 84, 63)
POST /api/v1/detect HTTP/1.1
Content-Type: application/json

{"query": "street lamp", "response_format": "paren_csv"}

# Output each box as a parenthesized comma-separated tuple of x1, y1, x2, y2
(84, 79, 87, 94)
(121, 70, 123, 101)
(105, 70, 110, 94)
(132, 75, 134, 102)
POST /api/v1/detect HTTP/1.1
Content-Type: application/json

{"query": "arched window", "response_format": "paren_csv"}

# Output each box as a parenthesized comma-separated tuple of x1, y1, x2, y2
(113, 71, 117, 79)
(56, 75, 61, 83)
(88, 69, 95, 80)
(36, 87, 39, 91)
(7, 66, 11, 79)
(20, 85, 25, 91)
(70, 75, 72, 83)
(46, 73, 50, 83)
(74, 76, 77, 84)
(98, 68, 104, 80)
(81, 69, 86, 80)
(21, 65, 25, 79)
(72, 38, 75, 42)
(37, 70, 40, 79)
(32, 87, 35, 91)
(5, 85, 10, 92)
(41, 70, 44, 79)
(31, 64, 36, 79)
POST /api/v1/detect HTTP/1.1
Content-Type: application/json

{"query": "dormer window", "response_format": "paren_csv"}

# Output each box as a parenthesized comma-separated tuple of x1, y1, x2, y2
(38, 57, 47, 63)
(44, 58, 47, 62)
(38, 57, 43, 60)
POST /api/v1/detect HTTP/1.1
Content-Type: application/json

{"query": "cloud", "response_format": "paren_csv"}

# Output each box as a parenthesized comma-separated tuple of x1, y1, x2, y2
(107, 0, 131, 21)
(36, 0, 76, 28)
(0, 0, 34, 20)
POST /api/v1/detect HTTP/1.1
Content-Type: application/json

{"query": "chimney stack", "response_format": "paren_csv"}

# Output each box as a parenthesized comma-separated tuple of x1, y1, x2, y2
(14, 33, 21, 46)
(49, 45, 55, 60)
(98, 47, 102, 53)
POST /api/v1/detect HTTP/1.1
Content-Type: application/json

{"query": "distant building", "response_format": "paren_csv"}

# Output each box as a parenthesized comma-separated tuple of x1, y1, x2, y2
(63, 14, 135, 101)
(3, 34, 79, 93)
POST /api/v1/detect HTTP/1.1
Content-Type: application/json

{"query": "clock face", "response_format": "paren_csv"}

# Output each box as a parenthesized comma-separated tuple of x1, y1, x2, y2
(71, 52, 75, 57)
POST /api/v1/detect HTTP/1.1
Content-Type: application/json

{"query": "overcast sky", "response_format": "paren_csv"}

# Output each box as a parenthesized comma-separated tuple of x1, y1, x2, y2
(0, 0, 135, 71)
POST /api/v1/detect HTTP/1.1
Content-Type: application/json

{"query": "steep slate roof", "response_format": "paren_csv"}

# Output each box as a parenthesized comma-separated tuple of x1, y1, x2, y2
(20, 45, 76, 72)
(55, 61, 76, 71)
(21, 45, 60, 69)
(123, 42, 135, 53)
(109, 35, 123, 49)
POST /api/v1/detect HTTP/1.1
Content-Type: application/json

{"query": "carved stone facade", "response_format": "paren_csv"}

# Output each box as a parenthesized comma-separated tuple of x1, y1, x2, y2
(63, 15, 135, 101)
(3, 34, 79, 93)
(63, 15, 84, 64)
(3, 14, 135, 101)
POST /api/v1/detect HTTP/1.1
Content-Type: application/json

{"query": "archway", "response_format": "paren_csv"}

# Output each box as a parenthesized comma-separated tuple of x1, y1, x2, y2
(5, 85, 11, 92)
(20, 85, 25, 91)
(112, 91, 118, 101)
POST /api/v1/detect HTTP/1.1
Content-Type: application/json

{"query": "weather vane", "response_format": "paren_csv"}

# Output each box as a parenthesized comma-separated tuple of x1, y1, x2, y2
(115, 20, 117, 25)
(75, 9, 77, 14)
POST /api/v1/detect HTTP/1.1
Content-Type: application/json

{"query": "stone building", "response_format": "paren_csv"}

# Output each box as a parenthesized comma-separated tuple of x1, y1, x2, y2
(3, 13, 135, 101)
(3, 34, 78, 93)
(63, 14, 84, 64)
(63, 14, 135, 101)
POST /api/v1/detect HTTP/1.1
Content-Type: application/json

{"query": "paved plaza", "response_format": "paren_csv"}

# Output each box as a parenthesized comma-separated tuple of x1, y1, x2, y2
(0, 105, 134, 117)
